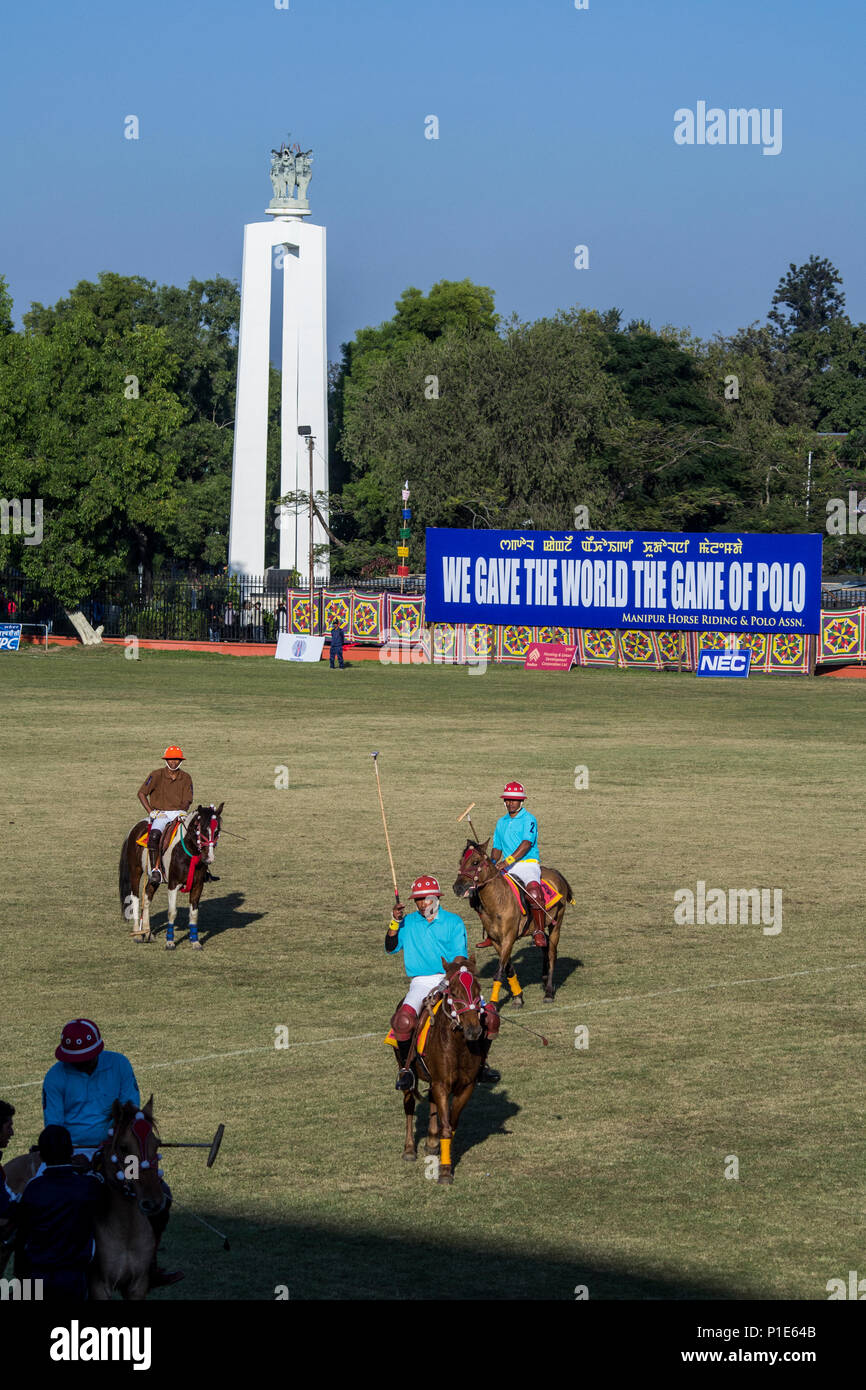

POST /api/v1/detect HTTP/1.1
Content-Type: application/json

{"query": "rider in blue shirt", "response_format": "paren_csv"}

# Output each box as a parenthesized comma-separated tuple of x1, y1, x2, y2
(491, 780, 548, 948)
(386, 875, 499, 1090)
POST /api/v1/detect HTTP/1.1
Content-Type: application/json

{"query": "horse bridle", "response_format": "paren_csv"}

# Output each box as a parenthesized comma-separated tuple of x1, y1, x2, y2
(102, 1112, 163, 1199)
(441, 967, 482, 1029)
(457, 845, 502, 895)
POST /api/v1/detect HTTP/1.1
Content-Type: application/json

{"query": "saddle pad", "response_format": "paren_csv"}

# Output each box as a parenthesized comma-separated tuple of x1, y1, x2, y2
(135, 822, 182, 851)
(415, 998, 443, 1056)
(504, 874, 562, 912)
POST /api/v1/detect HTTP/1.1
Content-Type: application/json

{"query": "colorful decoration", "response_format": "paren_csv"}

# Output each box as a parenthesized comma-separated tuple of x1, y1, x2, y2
(397, 481, 411, 579)
(351, 592, 385, 641)
(288, 590, 318, 635)
(819, 608, 864, 664)
(322, 591, 351, 632)
(577, 629, 617, 665)
(432, 624, 459, 663)
(387, 594, 425, 638)
(498, 625, 535, 663)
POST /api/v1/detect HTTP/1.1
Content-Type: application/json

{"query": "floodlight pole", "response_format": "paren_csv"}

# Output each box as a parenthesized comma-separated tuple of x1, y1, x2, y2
(299, 426, 314, 623)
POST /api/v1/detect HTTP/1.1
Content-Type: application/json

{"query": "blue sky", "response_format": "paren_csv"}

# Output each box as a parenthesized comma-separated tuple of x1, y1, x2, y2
(2, 0, 863, 360)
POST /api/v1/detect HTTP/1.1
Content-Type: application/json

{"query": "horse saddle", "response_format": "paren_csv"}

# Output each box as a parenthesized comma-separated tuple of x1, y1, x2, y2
(501, 874, 562, 935)
(135, 821, 182, 857)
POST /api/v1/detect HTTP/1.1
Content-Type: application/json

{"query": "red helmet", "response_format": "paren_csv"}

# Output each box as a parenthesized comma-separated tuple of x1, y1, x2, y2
(501, 781, 526, 800)
(163, 746, 185, 761)
(411, 875, 442, 899)
(56, 1019, 104, 1063)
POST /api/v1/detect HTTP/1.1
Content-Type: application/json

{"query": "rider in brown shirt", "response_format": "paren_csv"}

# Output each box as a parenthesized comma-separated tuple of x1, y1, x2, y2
(137, 746, 193, 884)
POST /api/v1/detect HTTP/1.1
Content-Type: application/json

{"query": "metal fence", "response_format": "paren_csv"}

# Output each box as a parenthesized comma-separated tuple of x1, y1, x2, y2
(0, 570, 426, 643)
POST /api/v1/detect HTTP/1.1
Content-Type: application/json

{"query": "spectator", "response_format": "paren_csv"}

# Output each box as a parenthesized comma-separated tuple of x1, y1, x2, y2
(330, 621, 345, 669)
(208, 602, 221, 642)
(15, 1125, 107, 1302)
(223, 601, 236, 641)
(0, 1099, 16, 1221)
(252, 600, 263, 643)
(239, 599, 253, 642)
(276, 602, 288, 634)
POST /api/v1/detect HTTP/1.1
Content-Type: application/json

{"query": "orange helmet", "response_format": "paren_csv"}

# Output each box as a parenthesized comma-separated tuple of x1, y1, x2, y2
(163, 745, 185, 761)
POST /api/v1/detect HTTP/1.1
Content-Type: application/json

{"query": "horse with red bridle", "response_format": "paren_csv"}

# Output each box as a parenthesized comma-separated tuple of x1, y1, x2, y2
(119, 803, 224, 948)
(453, 839, 574, 1005)
(396, 955, 487, 1185)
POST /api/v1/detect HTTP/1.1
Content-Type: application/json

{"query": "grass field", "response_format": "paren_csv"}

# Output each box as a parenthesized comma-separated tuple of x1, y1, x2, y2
(1, 644, 864, 1300)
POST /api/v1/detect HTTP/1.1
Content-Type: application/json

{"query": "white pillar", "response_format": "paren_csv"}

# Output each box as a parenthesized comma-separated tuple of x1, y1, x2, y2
(229, 217, 329, 580)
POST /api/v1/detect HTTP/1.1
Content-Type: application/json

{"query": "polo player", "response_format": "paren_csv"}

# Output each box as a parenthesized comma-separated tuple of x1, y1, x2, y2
(492, 781, 548, 948)
(386, 876, 500, 1091)
(42, 1019, 182, 1288)
(137, 746, 193, 885)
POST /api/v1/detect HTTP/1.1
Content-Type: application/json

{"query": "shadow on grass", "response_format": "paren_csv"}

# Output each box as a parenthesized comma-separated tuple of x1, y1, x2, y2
(405, 1084, 522, 1161)
(476, 948, 584, 995)
(162, 1209, 751, 1300)
(147, 891, 266, 945)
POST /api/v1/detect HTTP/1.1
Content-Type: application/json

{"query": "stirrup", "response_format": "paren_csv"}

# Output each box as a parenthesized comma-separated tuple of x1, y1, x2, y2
(395, 1067, 415, 1092)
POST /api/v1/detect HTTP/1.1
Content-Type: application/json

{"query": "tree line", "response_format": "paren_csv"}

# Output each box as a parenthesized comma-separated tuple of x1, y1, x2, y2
(1, 256, 865, 605)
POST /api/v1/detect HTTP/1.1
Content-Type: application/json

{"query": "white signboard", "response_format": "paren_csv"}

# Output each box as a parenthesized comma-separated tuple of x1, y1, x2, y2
(275, 634, 325, 663)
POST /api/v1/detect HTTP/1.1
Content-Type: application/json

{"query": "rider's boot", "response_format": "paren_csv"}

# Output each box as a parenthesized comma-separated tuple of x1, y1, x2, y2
(528, 891, 548, 949)
(394, 1039, 415, 1092)
(147, 830, 163, 886)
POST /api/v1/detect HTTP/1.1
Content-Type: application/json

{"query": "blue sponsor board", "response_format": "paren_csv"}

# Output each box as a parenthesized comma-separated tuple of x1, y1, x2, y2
(696, 648, 752, 678)
(425, 529, 822, 633)
(0, 623, 21, 651)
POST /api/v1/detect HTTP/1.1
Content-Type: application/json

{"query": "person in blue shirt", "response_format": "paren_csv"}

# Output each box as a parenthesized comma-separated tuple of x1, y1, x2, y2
(492, 780, 548, 948)
(329, 621, 345, 668)
(386, 875, 499, 1090)
(42, 1019, 182, 1288)
(15, 1124, 108, 1301)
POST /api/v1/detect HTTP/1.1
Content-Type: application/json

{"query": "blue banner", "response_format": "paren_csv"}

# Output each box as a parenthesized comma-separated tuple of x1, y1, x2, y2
(425, 530, 823, 633)
(0, 623, 21, 651)
(697, 648, 752, 677)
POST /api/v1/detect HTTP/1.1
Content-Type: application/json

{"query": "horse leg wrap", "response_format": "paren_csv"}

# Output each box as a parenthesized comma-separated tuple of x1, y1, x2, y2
(490, 980, 502, 1004)
(391, 1004, 417, 1042)
(439, 1138, 452, 1168)
(507, 973, 522, 997)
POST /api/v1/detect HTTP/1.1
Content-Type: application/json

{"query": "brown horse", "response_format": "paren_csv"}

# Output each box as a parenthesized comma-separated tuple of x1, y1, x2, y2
(0, 1097, 163, 1299)
(396, 955, 486, 1185)
(453, 840, 574, 1005)
(119, 803, 224, 948)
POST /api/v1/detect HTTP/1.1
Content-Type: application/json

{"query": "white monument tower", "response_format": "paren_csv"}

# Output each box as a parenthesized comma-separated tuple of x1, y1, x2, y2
(228, 139, 328, 578)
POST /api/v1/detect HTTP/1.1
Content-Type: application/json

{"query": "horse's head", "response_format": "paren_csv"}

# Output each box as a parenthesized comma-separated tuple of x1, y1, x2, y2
(103, 1096, 165, 1214)
(439, 955, 483, 1042)
(453, 839, 491, 898)
(191, 802, 224, 863)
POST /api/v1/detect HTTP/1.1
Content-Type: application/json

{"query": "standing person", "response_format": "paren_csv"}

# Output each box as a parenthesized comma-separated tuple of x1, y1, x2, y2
(223, 598, 235, 641)
(252, 600, 263, 643)
(490, 780, 548, 948)
(239, 599, 253, 642)
(329, 621, 345, 669)
(0, 1100, 16, 1220)
(207, 601, 221, 642)
(137, 746, 194, 885)
(276, 601, 288, 634)
(42, 1020, 181, 1287)
(385, 876, 499, 1091)
(14, 1125, 107, 1301)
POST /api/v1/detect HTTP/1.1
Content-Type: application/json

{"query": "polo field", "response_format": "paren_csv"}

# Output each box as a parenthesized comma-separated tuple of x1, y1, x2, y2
(1, 645, 861, 1299)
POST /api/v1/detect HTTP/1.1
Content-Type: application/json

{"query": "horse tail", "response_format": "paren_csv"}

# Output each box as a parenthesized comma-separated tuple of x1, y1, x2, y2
(563, 876, 576, 906)
(119, 832, 135, 920)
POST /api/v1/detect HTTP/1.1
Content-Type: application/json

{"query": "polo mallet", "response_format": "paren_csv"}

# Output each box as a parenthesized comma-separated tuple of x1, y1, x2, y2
(457, 802, 482, 844)
(498, 1014, 549, 1046)
(170, 1197, 230, 1251)
(371, 752, 400, 909)
(159, 1122, 225, 1168)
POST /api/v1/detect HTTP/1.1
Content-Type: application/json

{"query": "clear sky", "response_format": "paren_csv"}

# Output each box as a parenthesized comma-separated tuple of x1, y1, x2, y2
(2, 0, 863, 361)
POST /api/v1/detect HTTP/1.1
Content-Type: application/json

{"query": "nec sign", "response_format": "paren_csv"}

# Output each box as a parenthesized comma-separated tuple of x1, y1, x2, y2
(697, 649, 752, 678)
